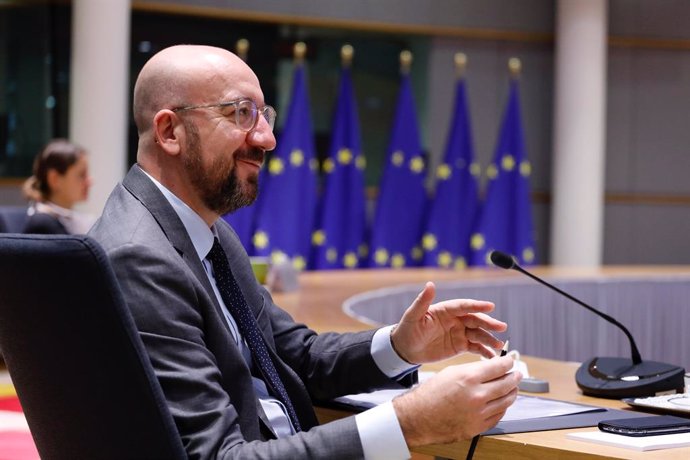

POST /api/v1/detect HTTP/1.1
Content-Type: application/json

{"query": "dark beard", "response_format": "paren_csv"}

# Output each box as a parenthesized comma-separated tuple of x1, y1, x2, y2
(182, 120, 261, 215)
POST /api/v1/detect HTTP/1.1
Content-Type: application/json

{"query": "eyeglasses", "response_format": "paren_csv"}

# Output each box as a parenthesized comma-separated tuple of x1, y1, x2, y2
(171, 98, 277, 132)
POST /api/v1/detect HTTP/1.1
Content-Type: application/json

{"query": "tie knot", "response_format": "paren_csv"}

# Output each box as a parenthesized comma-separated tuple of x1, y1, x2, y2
(208, 238, 225, 263)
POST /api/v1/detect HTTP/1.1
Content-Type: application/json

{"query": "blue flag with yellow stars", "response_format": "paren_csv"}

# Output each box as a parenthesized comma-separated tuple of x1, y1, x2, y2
(469, 78, 536, 266)
(310, 66, 367, 270)
(368, 73, 428, 269)
(251, 63, 318, 271)
(222, 205, 256, 255)
(422, 77, 479, 269)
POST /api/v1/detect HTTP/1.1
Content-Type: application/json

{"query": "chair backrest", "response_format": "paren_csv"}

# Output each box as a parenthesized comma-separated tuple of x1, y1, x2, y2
(0, 234, 186, 460)
(0, 206, 28, 233)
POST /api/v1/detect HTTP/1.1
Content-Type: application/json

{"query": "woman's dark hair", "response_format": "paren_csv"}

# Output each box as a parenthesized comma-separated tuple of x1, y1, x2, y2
(23, 139, 86, 202)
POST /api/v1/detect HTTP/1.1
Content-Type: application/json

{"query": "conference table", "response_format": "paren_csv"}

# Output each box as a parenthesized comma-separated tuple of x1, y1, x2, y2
(272, 266, 690, 459)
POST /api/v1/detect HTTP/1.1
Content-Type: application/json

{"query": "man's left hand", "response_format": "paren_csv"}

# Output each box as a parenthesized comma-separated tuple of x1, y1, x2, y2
(390, 281, 507, 364)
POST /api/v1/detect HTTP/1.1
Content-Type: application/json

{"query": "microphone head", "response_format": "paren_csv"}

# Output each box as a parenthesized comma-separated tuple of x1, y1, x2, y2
(490, 250, 517, 270)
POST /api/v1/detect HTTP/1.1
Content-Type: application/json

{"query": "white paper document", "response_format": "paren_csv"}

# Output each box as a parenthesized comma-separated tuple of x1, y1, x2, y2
(333, 372, 601, 423)
(332, 372, 434, 410)
(567, 430, 690, 451)
(500, 395, 601, 422)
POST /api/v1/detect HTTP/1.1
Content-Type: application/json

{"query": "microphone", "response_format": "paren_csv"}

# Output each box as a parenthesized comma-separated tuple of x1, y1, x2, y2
(490, 250, 685, 399)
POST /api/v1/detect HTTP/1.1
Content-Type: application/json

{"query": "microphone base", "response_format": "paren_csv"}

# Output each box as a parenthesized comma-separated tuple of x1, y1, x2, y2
(576, 356, 686, 399)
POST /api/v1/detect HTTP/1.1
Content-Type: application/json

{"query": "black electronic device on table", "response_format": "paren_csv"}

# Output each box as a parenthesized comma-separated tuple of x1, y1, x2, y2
(489, 250, 686, 399)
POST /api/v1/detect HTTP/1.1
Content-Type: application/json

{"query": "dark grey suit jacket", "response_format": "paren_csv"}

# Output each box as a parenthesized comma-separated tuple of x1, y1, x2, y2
(89, 165, 410, 459)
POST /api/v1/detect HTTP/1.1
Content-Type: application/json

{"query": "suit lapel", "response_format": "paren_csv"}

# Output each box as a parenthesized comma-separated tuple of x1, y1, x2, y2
(121, 165, 217, 303)
(123, 166, 318, 431)
(119, 166, 285, 437)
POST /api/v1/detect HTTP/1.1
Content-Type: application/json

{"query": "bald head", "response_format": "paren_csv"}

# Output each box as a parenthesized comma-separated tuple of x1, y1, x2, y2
(132, 45, 256, 136)
(130, 44, 276, 224)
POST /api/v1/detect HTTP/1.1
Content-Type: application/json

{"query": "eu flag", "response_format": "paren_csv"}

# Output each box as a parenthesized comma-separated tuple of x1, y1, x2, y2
(310, 64, 367, 270)
(251, 62, 317, 271)
(469, 76, 536, 266)
(222, 205, 257, 254)
(422, 76, 479, 269)
(368, 71, 428, 269)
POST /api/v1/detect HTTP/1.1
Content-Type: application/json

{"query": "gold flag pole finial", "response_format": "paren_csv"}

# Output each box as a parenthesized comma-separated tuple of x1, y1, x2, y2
(400, 50, 413, 74)
(341, 44, 354, 68)
(454, 52, 467, 79)
(509, 57, 522, 78)
(294, 42, 307, 65)
(236, 39, 249, 61)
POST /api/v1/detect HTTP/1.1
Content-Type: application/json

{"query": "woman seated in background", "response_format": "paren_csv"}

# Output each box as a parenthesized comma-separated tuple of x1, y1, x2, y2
(22, 139, 95, 234)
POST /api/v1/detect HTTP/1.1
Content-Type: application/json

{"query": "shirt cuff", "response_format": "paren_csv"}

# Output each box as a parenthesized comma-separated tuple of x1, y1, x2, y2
(371, 325, 418, 379)
(355, 401, 410, 460)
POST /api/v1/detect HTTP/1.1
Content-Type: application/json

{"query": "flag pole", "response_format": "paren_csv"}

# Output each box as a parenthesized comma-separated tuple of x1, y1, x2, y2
(341, 44, 353, 68)
(509, 57, 521, 79)
(311, 42, 367, 269)
(294, 41, 306, 66)
(454, 52, 467, 79)
(253, 39, 316, 271)
(468, 54, 535, 266)
(236, 38, 249, 61)
(400, 50, 412, 75)
(369, 48, 427, 268)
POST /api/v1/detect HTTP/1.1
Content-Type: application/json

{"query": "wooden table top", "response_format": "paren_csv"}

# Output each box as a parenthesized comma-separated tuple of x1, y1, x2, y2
(273, 266, 690, 459)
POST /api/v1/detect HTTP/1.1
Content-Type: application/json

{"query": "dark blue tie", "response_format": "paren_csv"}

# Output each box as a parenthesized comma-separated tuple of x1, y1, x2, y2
(207, 238, 301, 432)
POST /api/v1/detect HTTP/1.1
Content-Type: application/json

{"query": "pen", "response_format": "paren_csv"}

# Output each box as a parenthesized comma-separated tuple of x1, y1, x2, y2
(500, 339, 510, 357)
(466, 339, 510, 460)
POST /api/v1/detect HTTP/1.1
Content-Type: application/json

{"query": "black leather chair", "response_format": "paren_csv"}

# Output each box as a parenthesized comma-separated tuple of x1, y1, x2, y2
(0, 234, 186, 460)
(0, 206, 28, 233)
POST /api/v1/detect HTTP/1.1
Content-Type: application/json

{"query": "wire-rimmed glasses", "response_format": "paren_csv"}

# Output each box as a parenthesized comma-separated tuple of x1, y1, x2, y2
(171, 98, 276, 132)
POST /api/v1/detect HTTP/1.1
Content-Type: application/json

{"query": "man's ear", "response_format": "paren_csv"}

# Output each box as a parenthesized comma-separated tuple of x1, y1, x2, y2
(153, 109, 184, 156)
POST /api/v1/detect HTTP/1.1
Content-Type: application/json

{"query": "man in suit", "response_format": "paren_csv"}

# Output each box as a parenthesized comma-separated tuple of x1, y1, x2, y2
(90, 44, 521, 459)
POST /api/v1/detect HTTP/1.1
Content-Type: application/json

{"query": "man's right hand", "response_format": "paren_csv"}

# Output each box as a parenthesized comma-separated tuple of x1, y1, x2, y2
(392, 356, 521, 447)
